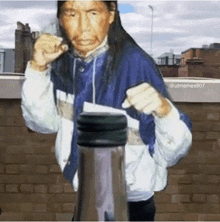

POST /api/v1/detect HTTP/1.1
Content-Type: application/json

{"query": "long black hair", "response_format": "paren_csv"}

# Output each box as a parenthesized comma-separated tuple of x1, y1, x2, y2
(54, 0, 139, 85)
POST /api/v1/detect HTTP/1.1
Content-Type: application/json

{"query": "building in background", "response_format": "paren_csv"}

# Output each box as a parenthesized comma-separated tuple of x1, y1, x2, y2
(179, 43, 220, 78)
(15, 22, 39, 73)
(157, 50, 181, 77)
(0, 49, 15, 73)
(157, 50, 181, 66)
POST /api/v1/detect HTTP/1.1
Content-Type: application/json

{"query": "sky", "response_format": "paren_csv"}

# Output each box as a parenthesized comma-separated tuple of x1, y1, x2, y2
(0, 0, 220, 60)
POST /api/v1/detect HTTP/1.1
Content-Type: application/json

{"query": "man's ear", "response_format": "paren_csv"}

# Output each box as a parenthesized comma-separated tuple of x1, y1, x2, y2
(109, 2, 116, 25)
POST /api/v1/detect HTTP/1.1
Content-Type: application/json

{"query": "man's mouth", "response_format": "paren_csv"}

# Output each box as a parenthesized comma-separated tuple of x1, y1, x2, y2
(75, 39, 94, 46)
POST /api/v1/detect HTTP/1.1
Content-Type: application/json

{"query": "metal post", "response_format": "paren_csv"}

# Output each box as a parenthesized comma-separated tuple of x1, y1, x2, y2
(148, 5, 154, 58)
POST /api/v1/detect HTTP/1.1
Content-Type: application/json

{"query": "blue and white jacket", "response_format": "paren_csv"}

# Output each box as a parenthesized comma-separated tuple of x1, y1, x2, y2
(21, 41, 192, 202)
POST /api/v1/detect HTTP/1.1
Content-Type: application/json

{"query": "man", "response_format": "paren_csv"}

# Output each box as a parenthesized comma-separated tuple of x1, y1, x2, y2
(21, 0, 192, 220)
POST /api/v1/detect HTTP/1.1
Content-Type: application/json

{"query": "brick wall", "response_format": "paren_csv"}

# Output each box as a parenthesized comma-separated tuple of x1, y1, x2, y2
(159, 65, 179, 77)
(1, 99, 220, 221)
(179, 48, 220, 78)
(155, 103, 220, 221)
(0, 100, 76, 221)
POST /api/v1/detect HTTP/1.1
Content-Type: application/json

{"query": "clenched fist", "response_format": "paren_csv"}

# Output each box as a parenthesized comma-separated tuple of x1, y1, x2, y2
(31, 34, 69, 71)
(122, 83, 171, 118)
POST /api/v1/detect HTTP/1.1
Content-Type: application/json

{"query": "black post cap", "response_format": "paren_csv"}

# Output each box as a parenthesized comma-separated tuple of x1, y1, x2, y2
(77, 112, 127, 147)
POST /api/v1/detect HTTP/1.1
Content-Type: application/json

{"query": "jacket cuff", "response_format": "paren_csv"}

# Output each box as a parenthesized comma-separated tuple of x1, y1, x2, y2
(154, 99, 180, 129)
(25, 61, 51, 80)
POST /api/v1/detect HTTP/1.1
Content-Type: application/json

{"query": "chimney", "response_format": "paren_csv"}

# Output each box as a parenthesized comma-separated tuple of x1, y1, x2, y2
(15, 22, 33, 73)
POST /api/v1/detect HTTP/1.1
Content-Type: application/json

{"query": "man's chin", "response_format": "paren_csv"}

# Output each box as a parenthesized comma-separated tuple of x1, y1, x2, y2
(74, 44, 99, 56)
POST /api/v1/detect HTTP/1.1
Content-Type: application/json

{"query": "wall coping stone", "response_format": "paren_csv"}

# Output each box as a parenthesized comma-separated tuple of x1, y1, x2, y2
(1, 75, 220, 103)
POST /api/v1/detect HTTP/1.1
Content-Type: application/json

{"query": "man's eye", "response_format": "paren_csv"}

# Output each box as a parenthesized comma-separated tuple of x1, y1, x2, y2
(63, 11, 76, 17)
(91, 11, 98, 15)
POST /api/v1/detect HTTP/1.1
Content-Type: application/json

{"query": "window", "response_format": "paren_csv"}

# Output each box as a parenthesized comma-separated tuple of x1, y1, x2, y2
(0, 52, 4, 72)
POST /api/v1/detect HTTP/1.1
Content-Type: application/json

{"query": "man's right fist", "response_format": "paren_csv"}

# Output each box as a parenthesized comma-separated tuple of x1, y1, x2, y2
(31, 34, 69, 71)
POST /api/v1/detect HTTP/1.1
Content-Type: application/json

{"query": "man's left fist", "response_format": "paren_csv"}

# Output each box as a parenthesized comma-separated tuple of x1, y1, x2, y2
(122, 83, 171, 118)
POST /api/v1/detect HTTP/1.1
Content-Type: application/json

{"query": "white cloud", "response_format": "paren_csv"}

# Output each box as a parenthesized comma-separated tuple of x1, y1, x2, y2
(1, 0, 220, 60)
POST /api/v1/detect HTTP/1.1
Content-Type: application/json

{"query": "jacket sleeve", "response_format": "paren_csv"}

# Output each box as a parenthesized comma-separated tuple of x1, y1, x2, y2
(152, 100, 192, 168)
(122, 49, 192, 168)
(21, 62, 60, 134)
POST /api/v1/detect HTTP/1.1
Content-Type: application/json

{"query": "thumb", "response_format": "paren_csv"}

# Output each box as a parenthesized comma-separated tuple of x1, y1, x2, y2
(122, 98, 131, 109)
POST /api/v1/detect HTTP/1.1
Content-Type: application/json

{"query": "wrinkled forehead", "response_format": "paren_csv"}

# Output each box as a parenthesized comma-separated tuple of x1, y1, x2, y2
(61, 0, 106, 11)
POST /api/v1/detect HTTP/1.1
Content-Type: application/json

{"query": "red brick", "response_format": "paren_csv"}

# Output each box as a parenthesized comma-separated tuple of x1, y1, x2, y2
(171, 194, 190, 203)
(34, 185, 47, 193)
(50, 194, 76, 203)
(156, 203, 184, 213)
(36, 165, 48, 174)
(4, 154, 27, 164)
(207, 113, 220, 121)
(168, 169, 186, 175)
(0, 116, 6, 126)
(188, 112, 207, 121)
(34, 204, 47, 213)
(207, 194, 220, 203)
(63, 203, 75, 212)
(206, 132, 220, 139)
(1, 175, 28, 183)
(198, 214, 220, 220)
(27, 175, 57, 184)
(190, 142, 214, 153)
(23, 212, 54, 221)
(182, 213, 200, 221)
(6, 164, 20, 174)
(205, 155, 220, 164)
(193, 174, 208, 184)
(155, 213, 196, 221)
(192, 122, 213, 132)
(56, 213, 73, 221)
(0, 163, 4, 173)
(184, 204, 220, 214)
(213, 122, 220, 131)
(26, 154, 57, 165)
(180, 184, 220, 194)
(47, 203, 63, 213)
(32, 146, 52, 154)
(20, 184, 34, 193)
(0, 194, 28, 204)
(20, 164, 35, 174)
(0, 212, 24, 221)
(192, 194, 206, 203)
(180, 154, 206, 164)
(29, 194, 53, 203)
(0, 126, 27, 136)
(0, 107, 4, 115)
(2, 203, 21, 212)
(49, 184, 64, 193)
(164, 185, 179, 194)
(5, 184, 19, 193)
(56, 175, 67, 183)
(6, 116, 25, 126)
(50, 164, 61, 173)
(193, 132, 205, 140)
(51, 145, 55, 153)
(208, 175, 220, 184)
(3, 101, 22, 116)
(64, 183, 75, 193)
(0, 184, 4, 192)
(20, 203, 33, 212)
(168, 175, 192, 185)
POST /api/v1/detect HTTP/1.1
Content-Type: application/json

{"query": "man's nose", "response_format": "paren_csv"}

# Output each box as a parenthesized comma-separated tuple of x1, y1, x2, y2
(79, 13, 91, 33)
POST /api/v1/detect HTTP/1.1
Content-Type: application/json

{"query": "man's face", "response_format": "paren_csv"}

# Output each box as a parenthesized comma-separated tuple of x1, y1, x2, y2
(59, 0, 115, 56)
